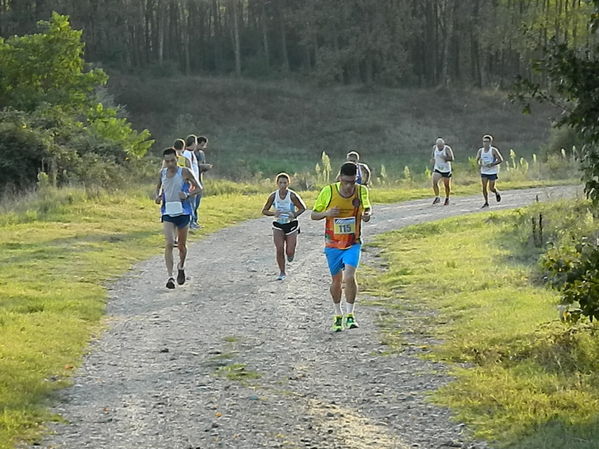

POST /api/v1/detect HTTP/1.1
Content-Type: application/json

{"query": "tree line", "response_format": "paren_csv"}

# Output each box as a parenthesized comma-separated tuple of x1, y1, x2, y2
(0, 0, 594, 87)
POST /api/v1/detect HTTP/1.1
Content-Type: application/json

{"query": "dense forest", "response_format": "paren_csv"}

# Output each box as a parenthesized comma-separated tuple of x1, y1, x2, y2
(0, 0, 595, 87)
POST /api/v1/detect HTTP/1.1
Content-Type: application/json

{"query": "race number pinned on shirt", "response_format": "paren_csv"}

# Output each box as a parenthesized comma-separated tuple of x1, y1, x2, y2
(334, 217, 356, 235)
(165, 201, 184, 216)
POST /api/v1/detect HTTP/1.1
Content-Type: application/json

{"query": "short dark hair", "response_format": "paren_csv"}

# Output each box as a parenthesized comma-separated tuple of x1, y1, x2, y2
(197, 136, 208, 144)
(340, 162, 358, 177)
(173, 138, 186, 150)
(185, 134, 197, 147)
(163, 147, 176, 157)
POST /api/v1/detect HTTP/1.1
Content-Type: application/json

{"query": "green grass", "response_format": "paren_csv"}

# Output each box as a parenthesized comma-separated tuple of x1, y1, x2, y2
(0, 177, 579, 449)
(0, 185, 270, 449)
(362, 209, 599, 448)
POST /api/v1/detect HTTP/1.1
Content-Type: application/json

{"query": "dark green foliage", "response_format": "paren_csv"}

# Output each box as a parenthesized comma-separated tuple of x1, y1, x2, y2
(513, 0, 599, 208)
(0, 1, 594, 88)
(0, 13, 153, 190)
(542, 239, 599, 321)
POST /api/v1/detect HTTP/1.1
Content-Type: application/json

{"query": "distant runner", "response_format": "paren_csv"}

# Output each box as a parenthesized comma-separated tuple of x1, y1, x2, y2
(193, 135, 213, 229)
(311, 162, 372, 332)
(346, 151, 371, 186)
(476, 134, 504, 208)
(262, 173, 306, 281)
(155, 148, 203, 289)
(431, 138, 454, 205)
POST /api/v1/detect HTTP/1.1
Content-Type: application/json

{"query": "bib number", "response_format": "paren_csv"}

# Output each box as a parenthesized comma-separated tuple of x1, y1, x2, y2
(165, 201, 184, 216)
(334, 217, 356, 235)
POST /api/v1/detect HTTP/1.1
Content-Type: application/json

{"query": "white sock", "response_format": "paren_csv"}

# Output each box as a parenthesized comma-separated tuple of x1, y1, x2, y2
(345, 302, 355, 314)
(334, 302, 342, 316)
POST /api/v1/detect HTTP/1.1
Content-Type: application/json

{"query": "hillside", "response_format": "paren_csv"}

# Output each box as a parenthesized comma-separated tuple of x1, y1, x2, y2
(110, 75, 555, 178)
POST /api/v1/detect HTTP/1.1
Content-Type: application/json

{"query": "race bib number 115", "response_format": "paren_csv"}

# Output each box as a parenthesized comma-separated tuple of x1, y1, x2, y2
(334, 217, 356, 235)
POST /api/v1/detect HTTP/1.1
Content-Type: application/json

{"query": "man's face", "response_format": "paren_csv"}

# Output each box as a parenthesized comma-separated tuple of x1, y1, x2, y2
(339, 174, 357, 187)
(198, 141, 207, 150)
(436, 141, 444, 149)
(347, 154, 357, 163)
(164, 154, 177, 168)
(483, 138, 491, 148)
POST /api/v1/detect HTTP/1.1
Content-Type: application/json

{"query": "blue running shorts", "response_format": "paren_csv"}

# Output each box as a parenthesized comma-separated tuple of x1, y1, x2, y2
(324, 244, 361, 276)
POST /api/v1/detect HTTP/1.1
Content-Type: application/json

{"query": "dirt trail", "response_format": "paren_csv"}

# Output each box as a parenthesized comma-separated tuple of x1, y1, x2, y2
(32, 186, 578, 449)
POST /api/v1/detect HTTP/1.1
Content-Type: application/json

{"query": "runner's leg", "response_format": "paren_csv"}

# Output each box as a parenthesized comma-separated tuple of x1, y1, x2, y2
(163, 222, 176, 277)
(481, 177, 489, 204)
(330, 271, 343, 310)
(432, 172, 441, 198)
(273, 229, 286, 276)
(176, 223, 189, 269)
(443, 176, 451, 198)
(285, 231, 298, 262)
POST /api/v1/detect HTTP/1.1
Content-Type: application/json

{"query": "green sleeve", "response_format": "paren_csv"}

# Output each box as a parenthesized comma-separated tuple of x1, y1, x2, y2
(360, 185, 371, 209)
(313, 186, 332, 212)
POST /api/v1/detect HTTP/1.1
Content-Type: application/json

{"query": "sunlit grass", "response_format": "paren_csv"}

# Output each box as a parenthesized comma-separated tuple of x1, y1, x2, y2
(362, 210, 599, 448)
(0, 178, 579, 448)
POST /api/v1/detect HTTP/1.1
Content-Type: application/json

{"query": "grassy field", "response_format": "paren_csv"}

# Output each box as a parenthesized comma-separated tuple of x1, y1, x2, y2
(361, 206, 599, 448)
(109, 75, 556, 178)
(0, 176, 579, 449)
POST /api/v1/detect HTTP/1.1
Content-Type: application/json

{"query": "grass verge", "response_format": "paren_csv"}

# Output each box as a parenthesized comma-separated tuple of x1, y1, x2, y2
(361, 208, 599, 448)
(0, 179, 577, 448)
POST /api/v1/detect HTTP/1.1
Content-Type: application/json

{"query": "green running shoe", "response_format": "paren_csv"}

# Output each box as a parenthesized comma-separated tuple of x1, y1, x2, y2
(331, 315, 343, 332)
(344, 313, 359, 329)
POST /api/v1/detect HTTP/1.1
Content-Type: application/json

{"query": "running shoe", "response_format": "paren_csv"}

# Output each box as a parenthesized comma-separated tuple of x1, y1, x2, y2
(276, 273, 286, 281)
(177, 268, 186, 285)
(287, 254, 294, 263)
(495, 192, 502, 202)
(166, 277, 176, 289)
(332, 315, 343, 332)
(444, 197, 450, 206)
(432, 197, 441, 205)
(481, 202, 489, 208)
(344, 313, 359, 329)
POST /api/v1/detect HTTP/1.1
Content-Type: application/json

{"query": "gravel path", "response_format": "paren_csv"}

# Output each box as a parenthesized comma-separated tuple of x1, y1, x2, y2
(31, 186, 578, 449)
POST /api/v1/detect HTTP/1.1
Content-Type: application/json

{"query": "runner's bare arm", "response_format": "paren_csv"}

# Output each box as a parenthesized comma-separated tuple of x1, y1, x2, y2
(262, 193, 276, 216)
(182, 168, 203, 198)
(154, 173, 163, 204)
(476, 149, 482, 166)
(199, 163, 212, 172)
(445, 146, 455, 162)
(491, 148, 504, 166)
(291, 192, 307, 218)
(362, 164, 371, 186)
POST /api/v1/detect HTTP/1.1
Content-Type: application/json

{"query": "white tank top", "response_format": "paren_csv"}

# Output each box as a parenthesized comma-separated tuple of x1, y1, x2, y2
(480, 147, 499, 175)
(273, 189, 296, 224)
(433, 146, 451, 172)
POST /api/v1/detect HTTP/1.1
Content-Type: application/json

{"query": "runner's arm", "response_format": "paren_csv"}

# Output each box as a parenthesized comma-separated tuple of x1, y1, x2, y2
(475, 149, 482, 166)
(262, 193, 276, 216)
(444, 146, 455, 162)
(311, 186, 336, 220)
(361, 164, 371, 186)
(491, 148, 504, 166)
(360, 186, 372, 222)
(182, 168, 203, 198)
(291, 192, 307, 218)
(154, 173, 163, 204)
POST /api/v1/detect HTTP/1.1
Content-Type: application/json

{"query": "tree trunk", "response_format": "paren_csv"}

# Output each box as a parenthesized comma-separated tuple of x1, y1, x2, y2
(231, 0, 241, 76)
